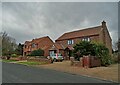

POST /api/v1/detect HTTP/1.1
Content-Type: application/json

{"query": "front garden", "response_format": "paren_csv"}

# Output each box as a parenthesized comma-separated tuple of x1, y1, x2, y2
(1, 47, 52, 65)
(71, 41, 116, 67)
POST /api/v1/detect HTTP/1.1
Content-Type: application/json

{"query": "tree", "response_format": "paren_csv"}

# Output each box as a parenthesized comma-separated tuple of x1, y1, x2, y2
(1, 31, 17, 56)
(15, 43, 24, 55)
(113, 40, 119, 53)
(73, 41, 95, 57)
(30, 49, 44, 56)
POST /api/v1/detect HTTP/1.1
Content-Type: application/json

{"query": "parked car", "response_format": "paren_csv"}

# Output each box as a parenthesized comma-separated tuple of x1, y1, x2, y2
(49, 53, 64, 62)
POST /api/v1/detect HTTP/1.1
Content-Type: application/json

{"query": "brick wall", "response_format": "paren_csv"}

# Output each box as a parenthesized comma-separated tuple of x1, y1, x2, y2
(56, 35, 100, 48)
(99, 27, 112, 55)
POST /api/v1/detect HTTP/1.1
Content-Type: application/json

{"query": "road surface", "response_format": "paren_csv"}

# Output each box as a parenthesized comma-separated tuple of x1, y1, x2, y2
(2, 62, 114, 83)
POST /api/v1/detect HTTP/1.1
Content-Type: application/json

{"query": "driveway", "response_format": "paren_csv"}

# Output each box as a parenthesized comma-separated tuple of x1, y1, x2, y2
(37, 61, 118, 82)
(2, 62, 114, 83)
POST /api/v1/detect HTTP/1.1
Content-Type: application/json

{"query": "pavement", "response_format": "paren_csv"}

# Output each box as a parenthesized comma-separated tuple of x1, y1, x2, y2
(2, 62, 116, 83)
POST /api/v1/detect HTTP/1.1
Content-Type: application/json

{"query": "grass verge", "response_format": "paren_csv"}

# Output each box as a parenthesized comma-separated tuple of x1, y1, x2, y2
(17, 61, 48, 66)
(2, 59, 18, 62)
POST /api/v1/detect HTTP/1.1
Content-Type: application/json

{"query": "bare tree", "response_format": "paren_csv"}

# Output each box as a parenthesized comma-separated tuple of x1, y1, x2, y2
(1, 31, 17, 56)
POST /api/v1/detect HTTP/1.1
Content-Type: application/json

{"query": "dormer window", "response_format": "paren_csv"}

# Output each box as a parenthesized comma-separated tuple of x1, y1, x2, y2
(68, 40, 74, 45)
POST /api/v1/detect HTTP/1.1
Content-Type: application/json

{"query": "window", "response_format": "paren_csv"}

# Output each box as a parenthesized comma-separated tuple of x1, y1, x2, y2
(32, 43, 36, 48)
(68, 40, 74, 45)
(82, 37, 90, 42)
(88, 37, 90, 42)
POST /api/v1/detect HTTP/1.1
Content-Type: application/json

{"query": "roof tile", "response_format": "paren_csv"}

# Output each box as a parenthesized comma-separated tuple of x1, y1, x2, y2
(56, 26, 102, 41)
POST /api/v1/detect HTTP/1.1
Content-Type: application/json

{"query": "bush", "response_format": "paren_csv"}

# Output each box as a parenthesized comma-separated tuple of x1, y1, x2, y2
(27, 54, 32, 56)
(30, 49, 44, 56)
(93, 43, 112, 66)
(111, 53, 118, 64)
(11, 54, 17, 57)
(73, 41, 94, 56)
(73, 41, 112, 66)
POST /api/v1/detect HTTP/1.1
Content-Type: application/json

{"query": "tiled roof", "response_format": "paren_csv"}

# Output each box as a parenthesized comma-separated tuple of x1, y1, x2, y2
(56, 26, 103, 41)
(49, 43, 65, 50)
(24, 36, 54, 49)
(65, 45, 74, 50)
(54, 43, 65, 49)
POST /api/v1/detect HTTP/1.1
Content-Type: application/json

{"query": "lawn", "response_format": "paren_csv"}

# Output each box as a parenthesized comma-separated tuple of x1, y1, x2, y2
(17, 61, 48, 65)
(2, 59, 18, 62)
(1, 59, 48, 66)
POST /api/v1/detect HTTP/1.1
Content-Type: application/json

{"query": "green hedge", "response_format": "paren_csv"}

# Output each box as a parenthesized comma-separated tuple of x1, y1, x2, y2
(30, 49, 44, 56)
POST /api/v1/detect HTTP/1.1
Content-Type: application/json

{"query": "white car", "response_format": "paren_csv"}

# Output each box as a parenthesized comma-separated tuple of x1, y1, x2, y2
(50, 53, 64, 62)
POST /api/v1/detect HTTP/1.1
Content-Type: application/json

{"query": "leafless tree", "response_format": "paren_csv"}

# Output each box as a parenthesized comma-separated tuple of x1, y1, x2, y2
(0, 31, 17, 56)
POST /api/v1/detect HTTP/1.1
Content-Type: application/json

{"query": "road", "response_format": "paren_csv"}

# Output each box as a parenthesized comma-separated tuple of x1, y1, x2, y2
(2, 62, 114, 83)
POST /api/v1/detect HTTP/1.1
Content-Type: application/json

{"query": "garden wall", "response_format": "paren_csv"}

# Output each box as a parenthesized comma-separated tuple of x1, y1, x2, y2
(70, 56, 101, 68)
(27, 57, 52, 64)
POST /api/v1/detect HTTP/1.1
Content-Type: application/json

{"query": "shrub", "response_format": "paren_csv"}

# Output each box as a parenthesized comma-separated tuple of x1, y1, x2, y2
(73, 41, 112, 66)
(93, 43, 112, 65)
(11, 54, 17, 57)
(30, 49, 44, 56)
(73, 41, 94, 56)
(111, 53, 118, 64)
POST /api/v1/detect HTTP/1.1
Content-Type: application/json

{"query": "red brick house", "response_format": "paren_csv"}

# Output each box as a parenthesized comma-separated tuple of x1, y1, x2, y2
(49, 21, 112, 59)
(23, 36, 54, 57)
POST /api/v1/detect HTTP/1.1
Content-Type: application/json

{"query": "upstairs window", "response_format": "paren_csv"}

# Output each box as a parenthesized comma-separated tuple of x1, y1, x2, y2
(68, 40, 74, 45)
(82, 37, 90, 42)
(32, 43, 36, 48)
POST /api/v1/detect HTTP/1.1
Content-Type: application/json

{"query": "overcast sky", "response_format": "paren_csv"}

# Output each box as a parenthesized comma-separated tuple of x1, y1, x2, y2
(1, 2, 118, 47)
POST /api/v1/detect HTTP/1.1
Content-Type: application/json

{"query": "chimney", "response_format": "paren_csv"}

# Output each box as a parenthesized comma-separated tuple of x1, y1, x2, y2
(102, 20, 106, 28)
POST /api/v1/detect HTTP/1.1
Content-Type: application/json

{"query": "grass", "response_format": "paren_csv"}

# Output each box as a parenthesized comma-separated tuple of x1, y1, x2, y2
(1, 59, 49, 66)
(17, 61, 48, 65)
(2, 59, 18, 62)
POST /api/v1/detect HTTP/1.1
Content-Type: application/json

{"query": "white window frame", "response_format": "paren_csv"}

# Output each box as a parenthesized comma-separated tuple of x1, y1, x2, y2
(68, 40, 74, 45)
(82, 37, 90, 42)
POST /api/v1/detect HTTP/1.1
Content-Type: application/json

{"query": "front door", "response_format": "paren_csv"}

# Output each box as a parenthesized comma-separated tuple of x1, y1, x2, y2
(64, 48, 71, 60)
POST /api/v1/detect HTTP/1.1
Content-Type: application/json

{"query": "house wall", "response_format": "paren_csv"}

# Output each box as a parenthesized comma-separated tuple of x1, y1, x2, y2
(23, 37, 54, 57)
(99, 27, 112, 55)
(56, 30, 112, 55)
(56, 35, 100, 48)
(101, 22, 112, 55)
(44, 46, 52, 57)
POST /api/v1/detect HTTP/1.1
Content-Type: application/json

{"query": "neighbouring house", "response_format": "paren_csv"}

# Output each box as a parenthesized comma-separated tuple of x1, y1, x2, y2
(23, 36, 54, 57)
(49, 43, 65, 56)
(52, 21, 112, 60)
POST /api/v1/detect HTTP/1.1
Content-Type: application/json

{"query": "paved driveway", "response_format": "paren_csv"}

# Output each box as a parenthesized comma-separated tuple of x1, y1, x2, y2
(2, 62, 114, 83)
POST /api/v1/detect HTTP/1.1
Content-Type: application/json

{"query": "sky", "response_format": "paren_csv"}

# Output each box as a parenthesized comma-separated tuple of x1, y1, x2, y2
(1, 2, 118, 48)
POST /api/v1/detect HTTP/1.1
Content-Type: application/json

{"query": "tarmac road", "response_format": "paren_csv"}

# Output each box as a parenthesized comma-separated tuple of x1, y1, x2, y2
(2, 62, 115, 83)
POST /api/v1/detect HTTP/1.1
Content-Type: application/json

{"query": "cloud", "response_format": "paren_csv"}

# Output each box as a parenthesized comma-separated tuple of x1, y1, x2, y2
(0, 2, 2, 32)
(2, 0, 120, 2)
(2, 2, 118, 46)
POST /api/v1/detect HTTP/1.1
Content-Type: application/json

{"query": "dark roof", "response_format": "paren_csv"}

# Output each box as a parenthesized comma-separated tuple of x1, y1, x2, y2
(56, 26, 103, 41)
